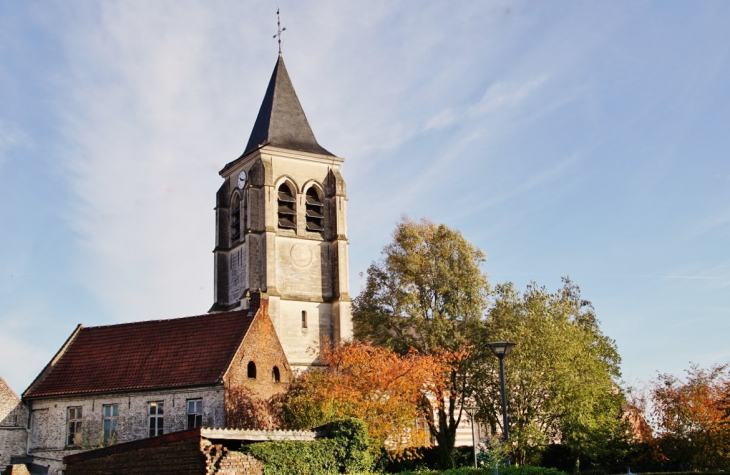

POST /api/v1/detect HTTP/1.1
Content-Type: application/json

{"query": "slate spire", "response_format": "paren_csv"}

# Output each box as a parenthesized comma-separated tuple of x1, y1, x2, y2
(243, 55, 333, 157)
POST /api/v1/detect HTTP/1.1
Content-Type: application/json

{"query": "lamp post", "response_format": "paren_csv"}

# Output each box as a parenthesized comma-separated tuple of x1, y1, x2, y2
(465, 406, 479, 468)
(486, 341, 515, 442)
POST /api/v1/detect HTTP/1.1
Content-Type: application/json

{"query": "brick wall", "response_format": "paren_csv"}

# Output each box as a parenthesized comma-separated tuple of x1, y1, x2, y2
(64, 431, 263, 475)
(64, 431, 205, 475)
(224, 300, 292, 403)
(212, 450, 262, 475)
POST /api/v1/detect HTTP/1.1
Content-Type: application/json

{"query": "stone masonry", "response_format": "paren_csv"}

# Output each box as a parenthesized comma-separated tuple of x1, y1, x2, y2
(0, 376, 28, 469)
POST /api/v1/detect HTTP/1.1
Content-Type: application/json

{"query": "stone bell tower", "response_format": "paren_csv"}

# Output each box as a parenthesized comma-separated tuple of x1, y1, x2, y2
(211, 55, 352, 369)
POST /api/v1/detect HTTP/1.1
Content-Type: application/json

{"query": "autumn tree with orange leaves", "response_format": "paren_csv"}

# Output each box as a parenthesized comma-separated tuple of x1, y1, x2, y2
(649, 363, 730, 470)
(278, 341, 449, 457)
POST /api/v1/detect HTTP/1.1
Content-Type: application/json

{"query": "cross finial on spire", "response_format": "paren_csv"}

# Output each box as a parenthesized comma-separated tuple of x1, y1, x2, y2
(273, 8, 286, 54)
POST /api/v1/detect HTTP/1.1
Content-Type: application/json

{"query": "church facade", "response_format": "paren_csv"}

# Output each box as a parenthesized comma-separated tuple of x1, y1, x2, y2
(1, 54, 353, 475)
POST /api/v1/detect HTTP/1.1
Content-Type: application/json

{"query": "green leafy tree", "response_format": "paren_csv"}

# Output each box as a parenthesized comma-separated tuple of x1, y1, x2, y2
(352, 217, 490, 469)
(476, 279, 627, 469)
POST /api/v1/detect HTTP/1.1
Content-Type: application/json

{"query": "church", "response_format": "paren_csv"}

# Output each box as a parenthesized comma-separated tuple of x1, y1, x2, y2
(0, 53, 353, 475)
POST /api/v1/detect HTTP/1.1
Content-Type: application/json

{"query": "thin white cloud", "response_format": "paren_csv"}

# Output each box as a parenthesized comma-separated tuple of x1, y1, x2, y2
(0, 121, 26, 168)
(423, 108, 455, 131)
(470, 74, 549, 117)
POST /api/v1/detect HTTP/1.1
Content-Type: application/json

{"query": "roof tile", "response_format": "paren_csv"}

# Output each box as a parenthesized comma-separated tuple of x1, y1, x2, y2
(25, 311, 254, 398)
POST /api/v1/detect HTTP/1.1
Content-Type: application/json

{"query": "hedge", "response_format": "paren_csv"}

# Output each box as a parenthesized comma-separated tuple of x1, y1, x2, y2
(392, 466, 570, 475)
(242, 418, 374, 475)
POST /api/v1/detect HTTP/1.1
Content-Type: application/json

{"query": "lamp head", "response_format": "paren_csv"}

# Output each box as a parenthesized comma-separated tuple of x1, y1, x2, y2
(487, 341, 516, 358)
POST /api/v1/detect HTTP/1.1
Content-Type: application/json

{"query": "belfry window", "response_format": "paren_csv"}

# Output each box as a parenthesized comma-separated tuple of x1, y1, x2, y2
(305, 188, 324, 232)
(231, 193, 241, 241)
(277, 184, 296, 229)
(242, 192, 248, 235)
(272, 366, 281, 383)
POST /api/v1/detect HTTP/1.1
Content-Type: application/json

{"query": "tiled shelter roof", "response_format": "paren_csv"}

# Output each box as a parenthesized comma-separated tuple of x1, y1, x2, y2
(24, 311, 254, 398)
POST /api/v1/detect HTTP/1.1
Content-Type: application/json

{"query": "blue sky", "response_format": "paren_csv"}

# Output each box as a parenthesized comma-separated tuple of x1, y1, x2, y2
(1, 1, 729, 394)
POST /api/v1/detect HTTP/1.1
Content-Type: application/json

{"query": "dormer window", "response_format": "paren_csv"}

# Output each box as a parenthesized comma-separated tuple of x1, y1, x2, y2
(231, 193, 241, 241)
(277, 183, 296, 229)
(305, 187, 324, 232)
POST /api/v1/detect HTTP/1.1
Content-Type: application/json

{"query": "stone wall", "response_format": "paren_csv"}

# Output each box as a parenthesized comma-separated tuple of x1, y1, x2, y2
(26, 387, 225, 474)
(0, 376, 28, 468)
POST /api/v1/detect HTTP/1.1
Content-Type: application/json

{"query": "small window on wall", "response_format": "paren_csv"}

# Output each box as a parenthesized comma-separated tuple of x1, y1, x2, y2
(272, 366, 281, 383)
(148, 401, 164, 438)
(187, 399, 203, 429)
(66, 407, 82, 447)
(102, 404, 118, 444)
(248, 361, 257, 379)
(305, 187, 324, 232)
(231, 193, 241, 241)
(301, 310, 307, 328)
(277, 183, 296, 229)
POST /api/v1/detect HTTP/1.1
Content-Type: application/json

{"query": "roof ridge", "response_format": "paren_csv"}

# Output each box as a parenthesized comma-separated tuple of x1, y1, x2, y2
(82, 310, 248, 330)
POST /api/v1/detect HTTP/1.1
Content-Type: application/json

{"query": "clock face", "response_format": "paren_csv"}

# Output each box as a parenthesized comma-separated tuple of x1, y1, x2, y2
(237, 170, 247, 189)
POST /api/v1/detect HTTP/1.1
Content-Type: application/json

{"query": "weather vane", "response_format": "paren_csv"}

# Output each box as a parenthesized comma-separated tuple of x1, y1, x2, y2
(273, 8, 286, 54)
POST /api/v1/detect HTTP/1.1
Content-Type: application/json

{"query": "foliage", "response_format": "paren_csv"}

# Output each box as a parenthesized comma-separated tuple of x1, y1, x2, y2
(244, 418, 373, 475)
(226, 385, 280, 429)
(475, 279, 626, 469)
(648, 363, 730, 470)
(380, 446, 474, 473)
(278, 340, 440, 457)
(329, 418, 375, 473)
(387, 466, 569, 475)
(246, 439, 341, 475)
(352, 217, 491, 468)
(476, 434, 510, 469)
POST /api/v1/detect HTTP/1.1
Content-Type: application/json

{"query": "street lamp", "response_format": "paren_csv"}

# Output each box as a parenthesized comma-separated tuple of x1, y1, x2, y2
(487, 341, 515, 442)
(465, 406, 479, 468)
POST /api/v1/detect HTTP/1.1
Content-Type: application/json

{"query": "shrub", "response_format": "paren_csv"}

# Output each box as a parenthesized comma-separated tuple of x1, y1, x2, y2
(389, 466, 570, 475)
(242, 418, 373, 475)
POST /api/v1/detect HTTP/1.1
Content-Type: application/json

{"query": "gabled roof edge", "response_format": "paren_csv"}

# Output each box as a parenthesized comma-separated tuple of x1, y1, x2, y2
(219, 307, 260, 384)
(23, 324, 83, 399)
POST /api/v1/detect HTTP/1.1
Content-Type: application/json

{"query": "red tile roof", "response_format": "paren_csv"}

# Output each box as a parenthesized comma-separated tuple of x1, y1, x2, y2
(24, 311, 254, 398)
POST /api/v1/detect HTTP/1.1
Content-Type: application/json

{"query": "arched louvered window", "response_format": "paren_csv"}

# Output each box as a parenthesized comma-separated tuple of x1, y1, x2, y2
(247, 361, 257, 379)
(277, 183, 296, 229)
(242, 191, 248, 235)
(272, 366, 281, 383)
(231, 193, 241, 241)
(305, 187, 324, 232)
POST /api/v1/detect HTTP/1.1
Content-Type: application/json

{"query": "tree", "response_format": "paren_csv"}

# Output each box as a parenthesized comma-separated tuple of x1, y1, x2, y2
(352, 217, 491, 468)
(649, 363, 730, 470)
(476, 279, 627, 469)
(277, 341, 439, 457)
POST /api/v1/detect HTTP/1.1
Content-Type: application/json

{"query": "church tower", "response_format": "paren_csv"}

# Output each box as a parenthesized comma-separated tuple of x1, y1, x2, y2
(212, 55, 352, 370)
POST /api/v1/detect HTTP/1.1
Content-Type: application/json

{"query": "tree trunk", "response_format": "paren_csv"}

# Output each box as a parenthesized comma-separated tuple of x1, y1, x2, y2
(435, 407, 456, 469)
